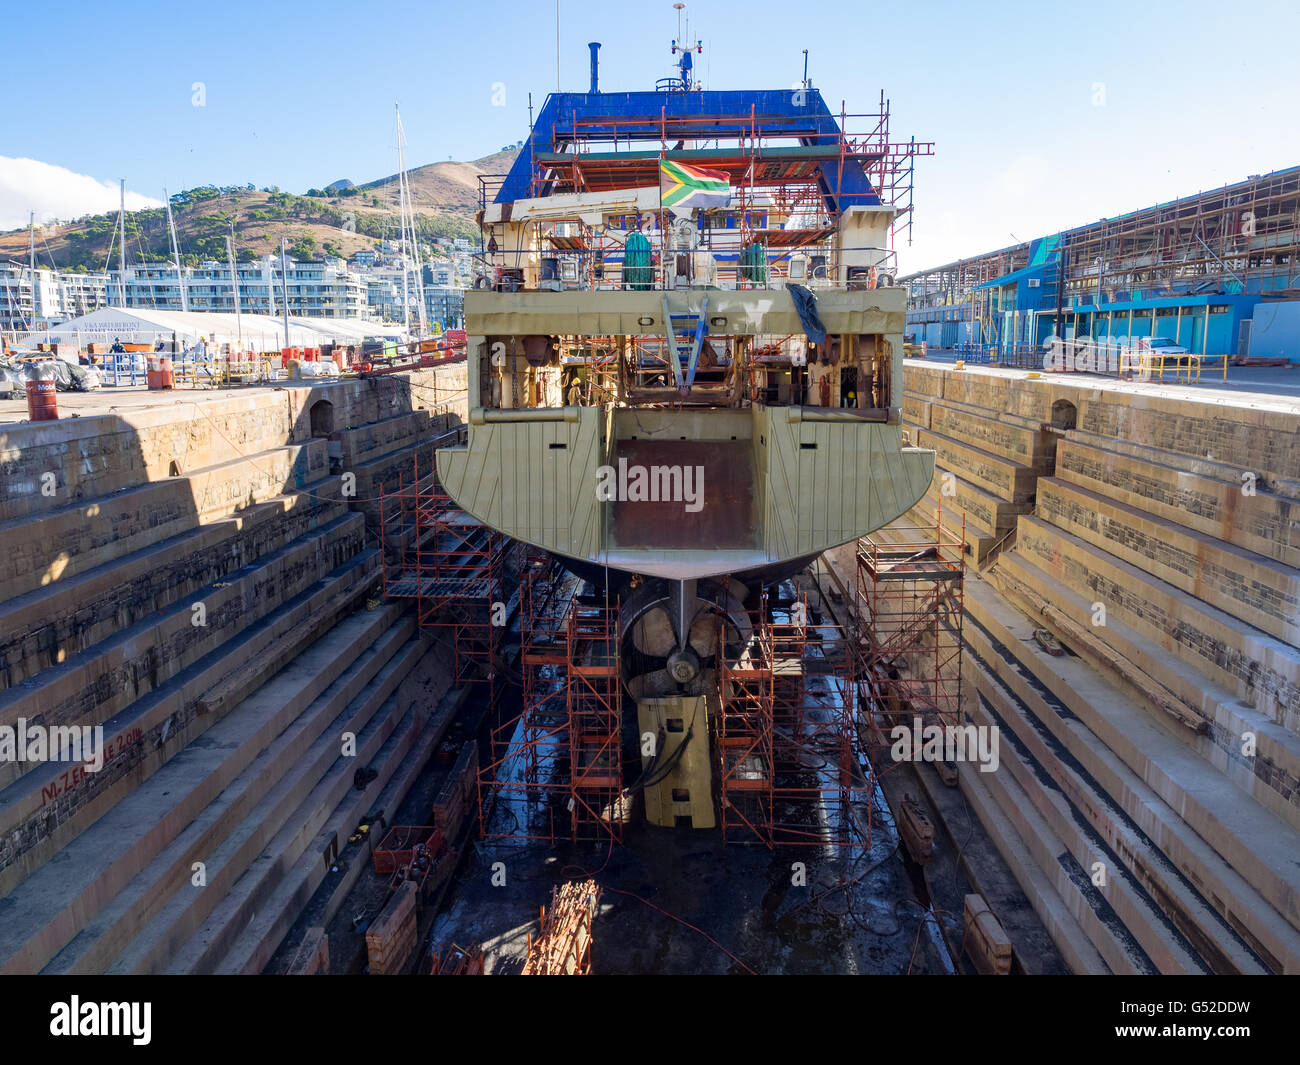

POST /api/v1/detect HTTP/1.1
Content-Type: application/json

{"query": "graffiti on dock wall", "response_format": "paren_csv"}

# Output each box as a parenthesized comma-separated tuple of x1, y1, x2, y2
(27, 725, 144, 807)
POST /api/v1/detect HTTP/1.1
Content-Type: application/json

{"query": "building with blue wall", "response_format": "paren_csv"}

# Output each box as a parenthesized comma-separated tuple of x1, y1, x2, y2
(902, 167, 1300, 360)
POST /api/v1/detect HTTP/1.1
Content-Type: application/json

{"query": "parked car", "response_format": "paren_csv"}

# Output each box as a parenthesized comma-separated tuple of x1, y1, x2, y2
(1135, 336, 1190, 356)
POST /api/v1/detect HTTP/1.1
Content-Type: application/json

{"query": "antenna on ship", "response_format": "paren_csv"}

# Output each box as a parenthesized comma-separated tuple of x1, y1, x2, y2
(670, 3, 701, 91)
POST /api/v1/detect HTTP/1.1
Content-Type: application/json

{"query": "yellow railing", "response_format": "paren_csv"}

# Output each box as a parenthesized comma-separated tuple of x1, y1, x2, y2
(1140, 351, 1228, 384)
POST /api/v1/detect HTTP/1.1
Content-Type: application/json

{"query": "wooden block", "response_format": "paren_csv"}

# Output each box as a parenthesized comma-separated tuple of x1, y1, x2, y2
(898, 795, 934, 864)
(287, 926, 330, 975)
(963, 893, 1012, 975)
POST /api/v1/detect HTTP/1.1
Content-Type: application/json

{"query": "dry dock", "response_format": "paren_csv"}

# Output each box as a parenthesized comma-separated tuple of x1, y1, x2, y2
(0, 358, 1296, 974)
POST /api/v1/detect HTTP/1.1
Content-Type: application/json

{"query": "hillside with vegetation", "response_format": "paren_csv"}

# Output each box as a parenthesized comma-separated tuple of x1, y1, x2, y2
(0, 149, 520, 271)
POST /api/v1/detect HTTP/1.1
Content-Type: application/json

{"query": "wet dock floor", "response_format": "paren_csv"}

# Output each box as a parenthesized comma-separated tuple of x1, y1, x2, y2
(431, 788, 952, 975)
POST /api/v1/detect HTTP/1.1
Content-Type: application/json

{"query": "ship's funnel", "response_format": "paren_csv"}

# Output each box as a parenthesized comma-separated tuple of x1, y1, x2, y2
(589, 41, 601, 93)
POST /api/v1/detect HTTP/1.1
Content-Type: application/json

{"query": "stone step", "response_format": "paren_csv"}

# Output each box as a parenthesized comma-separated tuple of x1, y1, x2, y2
(953, 760, 1111, 974)
(912, 426, 1038, 503)
(170, 690, 439, 974)
(0, 512, 366, 776)
(1062, 427, 1300, 502)
(0, 547, 379, 899)
(900, 363, 949, 404)
(918, 465, 1030, 538)
(964, 723, 1157, 974)
(908, 488, 1000, 564)
(921, 396, 1056, 472)
(0, 605, 408, 975)
(0, 369, 460, 525)
(95, 630, 427, 976)
(0, 441, 328, 604)
(929, 366, 1055, 423)
(0, 478, 347, 690)
(991, 538, 1300, 837)
(265, 677, 468, 974)
(965, 671, 1214, 973)
(335, 410, 436, 469)
(964, 614, 1270, 973)
(1053, 436, 1300, 570)
(975, 561, 1300, 954)
(1036, 476, 1300, 645)
(1012, 514, 1300, 736)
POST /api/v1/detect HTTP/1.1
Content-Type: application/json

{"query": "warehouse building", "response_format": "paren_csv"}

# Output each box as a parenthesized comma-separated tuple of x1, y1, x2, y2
(903, 166, 1300, 361)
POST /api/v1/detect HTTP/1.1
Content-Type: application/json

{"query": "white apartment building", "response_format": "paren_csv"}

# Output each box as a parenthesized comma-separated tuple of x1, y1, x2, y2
(118, 256, 367, 318)
(0, 265, 110, 333)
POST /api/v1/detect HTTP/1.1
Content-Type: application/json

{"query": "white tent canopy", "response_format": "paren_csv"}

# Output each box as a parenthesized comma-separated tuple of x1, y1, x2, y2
(15, 308, 409, 352)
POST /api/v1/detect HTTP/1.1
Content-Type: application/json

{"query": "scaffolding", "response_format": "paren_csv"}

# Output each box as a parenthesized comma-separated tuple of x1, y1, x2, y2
(478, 91, 933, 293)
(715, 588, 775, 846)
(715, 584, 869, 851)
(380, 452, 509, 701)
(854, 513, 966, 758)
(477, 563, 625, 847)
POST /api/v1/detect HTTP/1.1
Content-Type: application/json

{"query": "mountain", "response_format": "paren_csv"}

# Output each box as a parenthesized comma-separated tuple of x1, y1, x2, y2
(0, 149, 519, 270)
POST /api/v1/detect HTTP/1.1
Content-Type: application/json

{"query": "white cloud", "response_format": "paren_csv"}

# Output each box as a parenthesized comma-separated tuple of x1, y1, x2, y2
(0, 156, 163, 232)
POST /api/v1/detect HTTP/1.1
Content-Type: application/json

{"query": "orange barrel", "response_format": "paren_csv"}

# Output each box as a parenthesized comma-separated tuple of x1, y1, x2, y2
(25, 371, 58, 421)
(146, 356, 175, 390)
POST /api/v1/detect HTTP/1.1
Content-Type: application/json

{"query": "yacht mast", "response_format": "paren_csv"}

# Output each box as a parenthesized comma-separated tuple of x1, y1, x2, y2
(396, 104, 427, 336)
(164, 188, 188, 311)
(117, 179, 128, 307)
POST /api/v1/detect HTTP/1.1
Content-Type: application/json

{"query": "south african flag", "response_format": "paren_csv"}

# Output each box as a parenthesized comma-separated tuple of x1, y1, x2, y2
(659, 160, 732, 210)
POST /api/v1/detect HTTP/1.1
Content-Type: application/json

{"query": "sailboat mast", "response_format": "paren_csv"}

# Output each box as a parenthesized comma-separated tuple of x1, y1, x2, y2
(164, 188, 188, 312)
(395, 105, 427, 337)
(117, 179, 128, 308)
(227, 234, 242, 350)
(395, 104, 411, 334)
(279, 237, 291, 348)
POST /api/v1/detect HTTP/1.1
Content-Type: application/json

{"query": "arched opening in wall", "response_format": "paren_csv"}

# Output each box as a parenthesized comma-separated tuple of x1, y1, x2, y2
(309, 399, 335, 437)
(1050, 399, 1077, 430)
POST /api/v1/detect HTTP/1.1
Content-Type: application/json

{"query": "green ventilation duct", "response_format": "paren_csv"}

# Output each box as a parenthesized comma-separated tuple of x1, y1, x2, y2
(624, 231, 654, 290)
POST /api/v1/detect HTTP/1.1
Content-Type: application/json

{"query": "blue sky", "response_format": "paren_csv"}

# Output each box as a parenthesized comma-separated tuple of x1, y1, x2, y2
(3, 0, 1297, 270)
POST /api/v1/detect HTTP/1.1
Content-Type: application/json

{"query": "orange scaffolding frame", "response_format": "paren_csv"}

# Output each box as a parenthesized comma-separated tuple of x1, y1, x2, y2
(715, 587, 775, 846)
(379, 452, 509, 702)
(715, 584, 870, 851)
(477, 562, 625, 847)
(855, 511, 966, 761)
